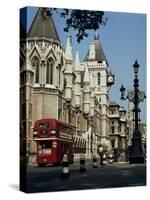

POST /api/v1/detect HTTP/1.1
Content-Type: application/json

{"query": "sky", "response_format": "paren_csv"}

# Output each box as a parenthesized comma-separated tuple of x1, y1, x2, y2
(21, 7, 146, 123)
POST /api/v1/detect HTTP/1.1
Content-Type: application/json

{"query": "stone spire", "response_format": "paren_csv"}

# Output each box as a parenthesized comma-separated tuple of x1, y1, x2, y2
(28, 8, 60, 42)
(84, 35, 107, 63)
(65, 35, 73, 61)
(64, 35, 73, 102)
(74, 50, 80, 71)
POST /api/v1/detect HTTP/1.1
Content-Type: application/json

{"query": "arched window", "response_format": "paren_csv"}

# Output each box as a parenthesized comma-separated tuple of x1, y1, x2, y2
(46, 58, 54, 84)
(98, 72, 101, 86)
(32, 56, 39, 84)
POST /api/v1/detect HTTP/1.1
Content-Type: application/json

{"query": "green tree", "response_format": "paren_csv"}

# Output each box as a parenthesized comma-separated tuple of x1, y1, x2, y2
(47, 8, 107, 43)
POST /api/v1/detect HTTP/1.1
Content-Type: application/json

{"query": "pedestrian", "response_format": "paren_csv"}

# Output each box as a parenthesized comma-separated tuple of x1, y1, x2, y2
(99, 145, 104, 166)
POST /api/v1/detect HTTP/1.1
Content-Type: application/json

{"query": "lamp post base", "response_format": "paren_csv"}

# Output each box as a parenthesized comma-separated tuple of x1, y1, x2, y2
(129, 155, 145, 164)
(129, 134, 145, 164)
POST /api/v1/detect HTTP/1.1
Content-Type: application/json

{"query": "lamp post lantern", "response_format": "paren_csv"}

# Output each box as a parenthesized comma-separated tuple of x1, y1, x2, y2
(120, 60, 146, 164)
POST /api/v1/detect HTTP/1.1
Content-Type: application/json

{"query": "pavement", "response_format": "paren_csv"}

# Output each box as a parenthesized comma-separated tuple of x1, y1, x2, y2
(25, 159, 146, 193)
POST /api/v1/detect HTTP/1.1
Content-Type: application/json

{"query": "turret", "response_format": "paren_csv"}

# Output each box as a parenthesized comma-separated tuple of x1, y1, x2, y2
(83, 66, 90, 118)
(74, 51, 81, 108)
(83, 33, 115, 148)
(64, 35, 73, 102)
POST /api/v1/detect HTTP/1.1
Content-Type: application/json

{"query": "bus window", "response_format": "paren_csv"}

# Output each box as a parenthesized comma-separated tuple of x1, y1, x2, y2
(39, 141, 52, 148)
(39, 123, 50, 128)
(38, 141, 52, 154)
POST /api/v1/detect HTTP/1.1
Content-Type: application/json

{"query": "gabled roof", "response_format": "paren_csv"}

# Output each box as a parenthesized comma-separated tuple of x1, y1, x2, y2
(27, 8, 60, 42)
(84, 37, 107, 63)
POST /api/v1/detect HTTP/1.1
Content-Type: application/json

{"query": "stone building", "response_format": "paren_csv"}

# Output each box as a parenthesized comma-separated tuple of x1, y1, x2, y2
(20, 7, 115, 159)
(109, 102, 127, 162)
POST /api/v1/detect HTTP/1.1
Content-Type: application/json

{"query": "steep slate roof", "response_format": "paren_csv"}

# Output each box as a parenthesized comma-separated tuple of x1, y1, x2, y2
(28, 8, 60, 42)
(84, 38, 107, 63)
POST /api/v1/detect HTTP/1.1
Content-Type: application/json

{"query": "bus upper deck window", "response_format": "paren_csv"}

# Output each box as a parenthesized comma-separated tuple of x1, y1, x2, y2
(39, 123, 50, 128)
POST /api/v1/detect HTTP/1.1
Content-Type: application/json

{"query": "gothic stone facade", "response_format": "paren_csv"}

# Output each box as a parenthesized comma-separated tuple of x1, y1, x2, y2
(20, 8, 117, 158)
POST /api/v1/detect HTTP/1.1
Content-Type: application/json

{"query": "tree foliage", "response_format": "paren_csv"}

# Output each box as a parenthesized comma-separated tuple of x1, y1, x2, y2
(48, 8, 107, 43)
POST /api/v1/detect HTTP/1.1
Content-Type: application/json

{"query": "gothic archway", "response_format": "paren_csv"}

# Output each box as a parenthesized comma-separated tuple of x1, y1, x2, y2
(32, 56, 40, 84)
(46, 58, 54, 84)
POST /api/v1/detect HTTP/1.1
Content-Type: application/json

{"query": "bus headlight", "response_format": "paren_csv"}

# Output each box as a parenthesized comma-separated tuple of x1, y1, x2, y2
(33, 131, 38, 136)
(51, 130, 56, 135)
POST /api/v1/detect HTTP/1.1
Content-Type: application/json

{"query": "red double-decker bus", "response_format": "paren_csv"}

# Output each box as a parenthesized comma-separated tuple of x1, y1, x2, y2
(33, 118, 74, 167)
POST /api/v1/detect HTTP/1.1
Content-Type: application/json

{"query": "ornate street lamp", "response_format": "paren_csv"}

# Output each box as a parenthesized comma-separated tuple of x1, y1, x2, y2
(120, 60, 146, 164)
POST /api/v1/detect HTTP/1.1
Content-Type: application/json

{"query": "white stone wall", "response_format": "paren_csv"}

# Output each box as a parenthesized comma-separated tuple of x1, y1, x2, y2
(20, 34, 114, 157)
